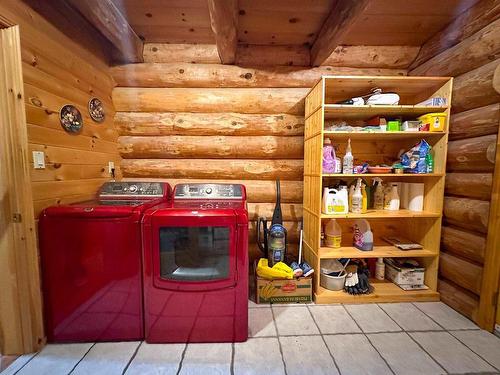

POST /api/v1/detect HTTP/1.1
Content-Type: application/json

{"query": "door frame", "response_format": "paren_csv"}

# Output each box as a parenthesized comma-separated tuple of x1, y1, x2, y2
(0, 25, 44, 355)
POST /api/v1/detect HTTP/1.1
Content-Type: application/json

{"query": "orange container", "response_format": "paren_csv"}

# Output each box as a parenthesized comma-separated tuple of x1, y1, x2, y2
(418, 112, 447, 132)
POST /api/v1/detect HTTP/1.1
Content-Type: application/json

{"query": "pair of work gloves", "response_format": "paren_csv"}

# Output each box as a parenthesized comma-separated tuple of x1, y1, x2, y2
(344, 260, 372, 295)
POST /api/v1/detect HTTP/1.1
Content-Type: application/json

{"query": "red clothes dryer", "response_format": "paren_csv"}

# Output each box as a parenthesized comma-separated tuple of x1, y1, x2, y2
(142, 183, 248, 343)
(39, 181, 170, 342)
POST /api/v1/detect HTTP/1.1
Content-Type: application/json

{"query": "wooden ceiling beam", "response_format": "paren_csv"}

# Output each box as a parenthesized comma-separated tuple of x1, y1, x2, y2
(207, 0, 238, 64)
(66, 0, 143, 63)
(310, 0, 371, 66)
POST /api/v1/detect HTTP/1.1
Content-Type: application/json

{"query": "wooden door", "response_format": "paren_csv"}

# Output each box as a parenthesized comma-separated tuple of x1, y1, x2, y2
(0, 25, 44, 355)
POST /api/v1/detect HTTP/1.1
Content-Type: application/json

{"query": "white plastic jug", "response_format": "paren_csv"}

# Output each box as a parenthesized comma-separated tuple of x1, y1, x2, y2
(325, 219, 342, 248)
(322, 187, 348, 214)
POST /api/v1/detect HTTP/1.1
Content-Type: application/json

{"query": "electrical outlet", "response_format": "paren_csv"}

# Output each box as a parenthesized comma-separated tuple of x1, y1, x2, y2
(108, 161, 115, 174)
(33, 151, 45, 169)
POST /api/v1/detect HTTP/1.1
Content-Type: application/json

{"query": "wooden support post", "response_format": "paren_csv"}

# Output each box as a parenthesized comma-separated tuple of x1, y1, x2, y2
(0, 26, 44, 355)
(310, 0, 370, 66)
(477, 81, 500, 331)
(67, 0, 143, 63)
(207, 0, 238, 64)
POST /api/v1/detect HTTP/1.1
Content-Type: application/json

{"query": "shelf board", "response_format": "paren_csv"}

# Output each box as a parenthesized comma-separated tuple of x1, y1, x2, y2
(323, 131, 445, 140)
(318, 245, 436, 259)
(323, 104, 447, 120)
(322, 173, 444, 178)
(321, 209, 440, 219)
(315, 280, 439, 304)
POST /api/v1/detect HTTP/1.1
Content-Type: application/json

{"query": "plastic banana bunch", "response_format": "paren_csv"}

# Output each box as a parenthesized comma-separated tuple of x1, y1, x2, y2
(260, 282, 278, 300)
(256, 258, 293, 280)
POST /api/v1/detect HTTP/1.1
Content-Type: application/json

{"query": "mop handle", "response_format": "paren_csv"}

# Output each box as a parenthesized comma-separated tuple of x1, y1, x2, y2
(298, 221, 303, 264)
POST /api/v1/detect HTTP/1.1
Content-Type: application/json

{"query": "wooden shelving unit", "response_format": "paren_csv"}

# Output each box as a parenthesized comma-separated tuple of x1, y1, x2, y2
(303, 75, 452, 304)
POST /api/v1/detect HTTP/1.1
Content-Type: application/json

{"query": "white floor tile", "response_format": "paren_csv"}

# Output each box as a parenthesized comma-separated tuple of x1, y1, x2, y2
(179, 343, 231, 375)
(280, 336, 339, 375)
(308, 305, 361, 334)
(272, 306, 319, 336)
(451, 330, 500, 371)
(368, 332, 444, 375)
(248, 299, 270, 308)
(248, 308, 277, 337)
(324, 334, 391, 375)
(413, 302, 479, 330)
(233, 337, 285, 375)
(344, 304, 401, 333)
(0, 354, 36, 375)
(72, 342, 139, 375)
(125, 342, 185, 375)
(409, 331, 495, 374)
(16, 343, 92, 375)
(379, 303, 442, 331)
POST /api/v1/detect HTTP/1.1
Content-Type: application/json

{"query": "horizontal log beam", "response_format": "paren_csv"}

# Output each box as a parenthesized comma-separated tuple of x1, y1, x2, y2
(143, 43, 221, 64)
(445, 173, 493, 200)
(409, 0, 500, 69)
(443, 196, 490, 234)
(247, 203, 303, 221)
(114, 112, 304, 137)
(118, 135, 303, 159)
(310, 0, 370, 66)
(410, 18, 500, 77)
(110, 63, 406, 88)
(447, 134, 497, 172)
(122, 178, 303, 203)
(438, 279, 479, 322)
(67, 0, 143, 63)
(440, 252, 483, 295)
(441, 225, 486, 264)
(323, 45, 420, 69)
(112, 88, 309, 114)
(121, 159, 304, 180)
(236, 45, 310, 67)
(449, 103, 499, 141)
(452, 58, 500, 113)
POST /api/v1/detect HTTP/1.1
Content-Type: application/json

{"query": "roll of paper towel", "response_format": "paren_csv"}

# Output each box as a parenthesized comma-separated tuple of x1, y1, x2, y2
(408, 183, 424, 211)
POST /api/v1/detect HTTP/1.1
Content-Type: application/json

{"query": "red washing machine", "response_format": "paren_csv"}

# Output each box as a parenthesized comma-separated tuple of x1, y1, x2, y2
(142, 183, 248, 343)
(39, 181, 170, 342)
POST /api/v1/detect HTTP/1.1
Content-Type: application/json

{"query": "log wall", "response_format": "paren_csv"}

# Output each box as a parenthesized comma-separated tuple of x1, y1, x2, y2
(410, 0, 500, 323)
(0, 0, 121, 219)
(112, 59, 404, 261)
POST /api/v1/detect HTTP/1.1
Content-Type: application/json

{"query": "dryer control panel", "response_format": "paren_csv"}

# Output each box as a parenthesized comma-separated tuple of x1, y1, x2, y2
(174, 184, 244, 200)
(99, 181, 166, 199)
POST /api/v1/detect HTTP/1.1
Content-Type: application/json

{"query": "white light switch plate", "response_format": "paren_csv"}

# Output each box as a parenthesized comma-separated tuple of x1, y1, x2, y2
(108, 161, 115, 174)
(33, 151, 45, 169)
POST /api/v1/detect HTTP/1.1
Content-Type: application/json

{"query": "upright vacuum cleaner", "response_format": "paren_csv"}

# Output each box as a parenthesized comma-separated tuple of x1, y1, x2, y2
(256, 179, 287, 266)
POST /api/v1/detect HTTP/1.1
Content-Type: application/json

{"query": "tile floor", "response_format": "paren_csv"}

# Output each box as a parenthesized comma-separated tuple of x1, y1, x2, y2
(3, 301, 500, 375)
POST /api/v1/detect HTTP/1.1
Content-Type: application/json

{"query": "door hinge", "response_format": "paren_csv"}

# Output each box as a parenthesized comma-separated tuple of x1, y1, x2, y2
(12, 213, 22, 222)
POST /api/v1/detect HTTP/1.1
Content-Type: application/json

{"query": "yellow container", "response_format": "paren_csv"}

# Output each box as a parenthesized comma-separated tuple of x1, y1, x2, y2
(418, 112, 447, 132)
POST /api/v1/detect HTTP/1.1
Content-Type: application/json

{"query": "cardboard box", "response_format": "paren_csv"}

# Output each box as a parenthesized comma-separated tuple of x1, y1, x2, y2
(256, 276, 312, 304)
(385, 258, 425, 286)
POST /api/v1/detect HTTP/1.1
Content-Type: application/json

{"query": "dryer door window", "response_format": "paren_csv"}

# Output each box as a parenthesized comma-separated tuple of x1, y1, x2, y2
(159, 226, 230, 282)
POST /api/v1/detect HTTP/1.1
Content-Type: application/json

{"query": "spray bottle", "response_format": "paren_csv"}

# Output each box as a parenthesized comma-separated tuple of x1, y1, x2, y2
(342, 138, 354, 174)
(361, 183, 368, 213)
(351, 179, 363, 214)
(373, 178, 384, 210)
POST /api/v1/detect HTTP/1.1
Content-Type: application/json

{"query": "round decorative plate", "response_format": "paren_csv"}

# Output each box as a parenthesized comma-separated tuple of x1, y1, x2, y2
(59, 104, 83, 133)
(88, 97, 105, 123)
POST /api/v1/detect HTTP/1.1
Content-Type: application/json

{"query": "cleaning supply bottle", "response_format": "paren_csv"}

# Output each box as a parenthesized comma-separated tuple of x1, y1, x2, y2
(322, 187, 348, 214)
(348, 184, 355, 212)
(373, 178, 385, 210)
(322, 138, 335, 173)
(384, 185, 392, 210)
(386, 183, 400, 210)
(375, 258, 385, 280)
(333, 145, 342, 174)
(342, 138, 354, 174)
(324, 219, 342, 248)
(361, 183, 368, 213)
(351, 179, 363, 214)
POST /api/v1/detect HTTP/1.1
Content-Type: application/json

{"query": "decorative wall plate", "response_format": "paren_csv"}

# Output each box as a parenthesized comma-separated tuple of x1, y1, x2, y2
(59, 104, 83, 133)
(88, 97, 105, 123)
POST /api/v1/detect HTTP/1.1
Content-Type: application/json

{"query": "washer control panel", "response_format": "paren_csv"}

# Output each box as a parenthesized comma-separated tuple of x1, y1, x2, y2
(174, 184, 243, 200)
(99, 182, 165, 198)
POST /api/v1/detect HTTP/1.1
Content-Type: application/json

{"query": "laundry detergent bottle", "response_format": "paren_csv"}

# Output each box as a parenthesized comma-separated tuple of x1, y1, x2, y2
(324, 219, 342, 248)
(322, 187, 348, 214)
